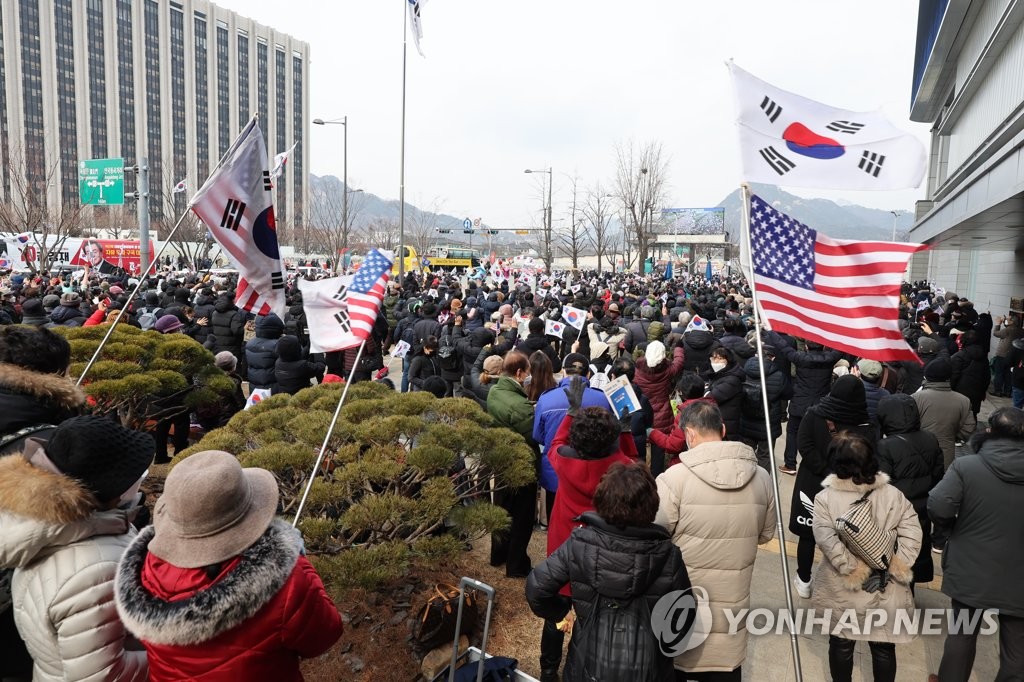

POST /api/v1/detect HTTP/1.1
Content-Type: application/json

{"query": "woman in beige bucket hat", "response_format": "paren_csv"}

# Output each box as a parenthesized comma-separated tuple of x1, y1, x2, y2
(114, 450, 343, 681)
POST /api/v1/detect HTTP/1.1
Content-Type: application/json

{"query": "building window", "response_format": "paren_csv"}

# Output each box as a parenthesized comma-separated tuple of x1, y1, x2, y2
(170, 6, 186, 214)
(275, 48, 287, 223)
(19, 0, 46, 196)
(144, 0, 163, 218)
(293, 55, 303, 227)
(237, 32, 249, 130)
(257, 39, 268, 144)
(216, 24, 229, 156)
(86, 0, 107, 158)
(54, 0, 79, 203)
(0, 9, 10, 199)
(116, 0, 136, 194)
(194, 15, 209, 180)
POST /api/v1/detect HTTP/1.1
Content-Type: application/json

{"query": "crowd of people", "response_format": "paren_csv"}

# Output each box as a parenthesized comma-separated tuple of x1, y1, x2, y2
(0, 261, 1021, 681)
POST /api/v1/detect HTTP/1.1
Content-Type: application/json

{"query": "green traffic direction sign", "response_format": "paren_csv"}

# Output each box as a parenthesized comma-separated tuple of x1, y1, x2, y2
(78, 158, 125, 205)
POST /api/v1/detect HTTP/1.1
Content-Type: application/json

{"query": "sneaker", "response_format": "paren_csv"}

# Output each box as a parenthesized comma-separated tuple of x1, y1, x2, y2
(793, 576, 812, 599)
(932, 544, 944, 554)
(778, 465, 797, 475)
(539, 670, 560, 682)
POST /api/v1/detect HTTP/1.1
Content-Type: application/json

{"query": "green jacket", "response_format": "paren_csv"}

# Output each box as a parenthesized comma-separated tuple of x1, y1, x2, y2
(487, 376, 535, 442)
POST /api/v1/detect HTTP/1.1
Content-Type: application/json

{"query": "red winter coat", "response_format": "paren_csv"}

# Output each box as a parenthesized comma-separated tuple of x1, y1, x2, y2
(635, 345, 686, 431)
(649, 397, 718, 457)
(546, 413, 637, 596)
(115, 520, 342, 682)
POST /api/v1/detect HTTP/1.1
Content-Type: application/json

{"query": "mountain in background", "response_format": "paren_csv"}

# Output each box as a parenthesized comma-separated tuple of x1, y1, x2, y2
(715, 183, 915, 241)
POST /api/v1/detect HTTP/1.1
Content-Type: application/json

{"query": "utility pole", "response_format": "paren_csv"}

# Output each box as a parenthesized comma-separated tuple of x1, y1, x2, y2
(137, 158, 150, 276)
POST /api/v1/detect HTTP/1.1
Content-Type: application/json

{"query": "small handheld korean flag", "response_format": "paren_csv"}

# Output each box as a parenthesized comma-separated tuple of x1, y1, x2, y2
(407, 0, 426, 57)
(190, 115, 286, 317)
(392, 340, 412, 358)
(562, 305, 587, 330)
(545, 319, 566, 339)
(729, 62, 925, 191)
(172, 179, 187, 194)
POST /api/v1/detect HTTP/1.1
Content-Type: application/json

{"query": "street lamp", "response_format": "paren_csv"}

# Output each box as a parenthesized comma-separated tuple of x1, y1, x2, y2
(889, 209, 904, 242)
(524, 167, 552, 272)
(313, 116, 350, 257)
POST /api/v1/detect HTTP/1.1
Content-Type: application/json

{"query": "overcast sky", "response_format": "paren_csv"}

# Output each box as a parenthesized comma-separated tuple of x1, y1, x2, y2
(215, 0, 928, 229)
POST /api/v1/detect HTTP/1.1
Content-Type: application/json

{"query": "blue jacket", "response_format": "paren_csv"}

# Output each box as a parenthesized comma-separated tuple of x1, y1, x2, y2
(533, 376, 609, 491)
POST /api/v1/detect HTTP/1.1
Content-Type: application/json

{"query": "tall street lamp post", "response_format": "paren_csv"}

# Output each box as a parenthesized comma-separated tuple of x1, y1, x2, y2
(524, 167, 552, 272)
(313, 116, 349, 258)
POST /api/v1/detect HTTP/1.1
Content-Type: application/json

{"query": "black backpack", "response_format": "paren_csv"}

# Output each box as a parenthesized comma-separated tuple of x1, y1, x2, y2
(566, 593, 672, 681)
(438, 334, 460, 371)
(741, 378, 765, 420)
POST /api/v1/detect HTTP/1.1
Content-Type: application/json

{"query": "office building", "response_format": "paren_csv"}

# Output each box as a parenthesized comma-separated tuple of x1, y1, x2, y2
(910, 0, 1024, 310)
(0, 0, 309, 230)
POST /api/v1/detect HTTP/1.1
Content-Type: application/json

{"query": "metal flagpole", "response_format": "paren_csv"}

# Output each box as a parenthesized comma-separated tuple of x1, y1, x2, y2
(292, 339, 366, 526)
(75, 210, 194, 387)
(397, 4, 408, 278)
(741, 182, 804, 681)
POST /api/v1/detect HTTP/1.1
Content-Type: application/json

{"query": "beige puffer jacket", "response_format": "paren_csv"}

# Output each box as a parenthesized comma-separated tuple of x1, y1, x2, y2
(655, 439, 775, 673)
(811, 472, 922, 644)
(0, 454, 147, 682)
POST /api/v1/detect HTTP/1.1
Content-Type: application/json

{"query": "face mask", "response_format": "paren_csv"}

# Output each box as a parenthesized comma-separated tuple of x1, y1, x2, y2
(711, 361, 727, 373)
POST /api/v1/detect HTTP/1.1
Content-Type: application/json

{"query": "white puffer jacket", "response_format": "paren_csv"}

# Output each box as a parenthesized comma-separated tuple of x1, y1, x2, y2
(655, 439, 776, 674)
(0, 454, 147, 682)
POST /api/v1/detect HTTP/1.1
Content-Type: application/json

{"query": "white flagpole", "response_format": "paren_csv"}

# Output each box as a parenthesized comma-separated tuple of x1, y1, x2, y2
(397, 3, 408, 278)
(75, 210, 193, 387)
(741, 182, 804, 681)
(292, 339, 367, 526)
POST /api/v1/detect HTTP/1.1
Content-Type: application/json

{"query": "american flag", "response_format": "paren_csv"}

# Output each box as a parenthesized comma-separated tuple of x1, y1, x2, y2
(748, 194, 925, 363)
(296, 249, 394, 353)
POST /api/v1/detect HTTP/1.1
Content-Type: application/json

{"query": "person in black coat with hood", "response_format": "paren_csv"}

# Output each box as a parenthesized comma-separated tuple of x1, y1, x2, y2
(454, 324, 495, 376)
(790, 374, 873, 592)
(767, 331, 841, 474)
(206, 295, 247, 373)
(738, 347, 788, 470)
(189, 287, 217, 346)
(526, 462, 690, 682)
(950, 329, 989, 420)
(244, 313, 284, 391)
(876, 393, 943, 586)
(519, 317, 559, 369)
(273, 335, 325, 395)
(705, 346, 746, 441)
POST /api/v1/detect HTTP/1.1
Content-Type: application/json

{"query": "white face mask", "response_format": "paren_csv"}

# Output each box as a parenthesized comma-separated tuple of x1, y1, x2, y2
(710, 361, 727, 373)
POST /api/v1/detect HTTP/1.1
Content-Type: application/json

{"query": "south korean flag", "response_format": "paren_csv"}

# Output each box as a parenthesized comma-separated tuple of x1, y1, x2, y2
(729, 62, 925, 191)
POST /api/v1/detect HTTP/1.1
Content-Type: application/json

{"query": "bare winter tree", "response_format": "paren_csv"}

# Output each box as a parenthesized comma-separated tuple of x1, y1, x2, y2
(583, 182, 615, 273)
(406, 197, 446, 259)
(359, 216, 399, 252)
(152, 167, 210, 269)
(613, 140, 669, 270)
(557, 176, 589, 269)
(0, 145, 88, 272)
(309, 181, 367, 272)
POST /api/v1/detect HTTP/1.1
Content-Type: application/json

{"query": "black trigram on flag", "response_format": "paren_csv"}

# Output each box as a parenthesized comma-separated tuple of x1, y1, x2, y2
(826, 120, 865, 134)
(263, 171, 272, 192)
(859, 151, 886, 177)
(220, 199, 246, 231)
(760, 96, 782, 123)
(270, 271, 284, 290)
(333, 310, 351, 333)
(758, 146, 796, 176)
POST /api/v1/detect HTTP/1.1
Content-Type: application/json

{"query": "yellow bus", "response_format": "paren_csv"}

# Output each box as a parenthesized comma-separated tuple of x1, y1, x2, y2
(390, 246, 420, 275)
(424, 246, 481, 271)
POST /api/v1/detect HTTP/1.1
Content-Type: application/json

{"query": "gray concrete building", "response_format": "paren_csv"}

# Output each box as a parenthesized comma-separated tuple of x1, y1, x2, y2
(910, 0, 1024, 313)
(0, 0, 309, 230)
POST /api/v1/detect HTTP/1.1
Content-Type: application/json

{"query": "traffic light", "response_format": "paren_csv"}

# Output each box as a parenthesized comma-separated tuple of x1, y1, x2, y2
(487, 229, 499, 235)
(437, 228, 452, 234)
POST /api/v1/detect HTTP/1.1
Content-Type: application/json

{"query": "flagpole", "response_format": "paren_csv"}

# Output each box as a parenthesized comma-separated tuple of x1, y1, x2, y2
(741, 182, 804, 681)
(75, 210, 193, 387)
(397, 2, 408, 279)
(292, 339, 366, 526)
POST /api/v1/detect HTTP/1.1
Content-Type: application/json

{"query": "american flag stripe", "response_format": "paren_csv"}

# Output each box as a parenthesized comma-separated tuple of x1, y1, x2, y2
(748, 194, 925, 363)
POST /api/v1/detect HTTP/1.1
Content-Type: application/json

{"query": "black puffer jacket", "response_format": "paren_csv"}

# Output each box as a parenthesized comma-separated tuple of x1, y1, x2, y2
(244, 313, 284, 390)
(681, 330, 719, 374)
(526, 512, 690, 682)
(950, 343, 989, 413)
(719, 333, 754, 362)
(454, 326, 494, 376)
(0, 363, 85, 455)
(190, 293, 216, 345)
(273, 336, 325, 395)
(707, 361, 746, 439)
(877, 393, 944, 583)
(768, 332, 840, 417)
(738, 355, 787, 443)
(519, 332, 558, 369)
(207, 297, 246, 357)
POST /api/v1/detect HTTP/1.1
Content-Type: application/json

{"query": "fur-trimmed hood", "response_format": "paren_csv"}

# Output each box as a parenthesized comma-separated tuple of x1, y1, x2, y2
(0, 449, 96, 524)
(0, 362, 84, 412)
(115, 519, 301, 646)
(821, 471, 891, 493)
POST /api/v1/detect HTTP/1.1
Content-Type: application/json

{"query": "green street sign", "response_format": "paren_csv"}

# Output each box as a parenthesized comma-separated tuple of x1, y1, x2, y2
(78, 157, 125, 205)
